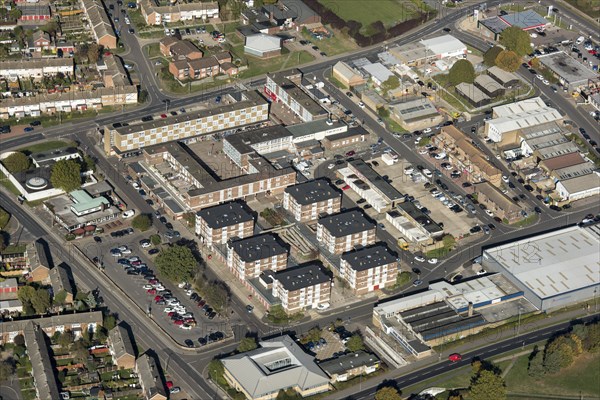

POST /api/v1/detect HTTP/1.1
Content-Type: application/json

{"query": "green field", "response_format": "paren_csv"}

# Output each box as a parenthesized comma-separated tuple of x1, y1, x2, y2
(504, 352, 600, 398)
(318, 0, 423, 34)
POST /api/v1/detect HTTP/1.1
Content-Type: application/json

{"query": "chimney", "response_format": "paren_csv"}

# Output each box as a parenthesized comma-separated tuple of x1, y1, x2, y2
(467, 302, 473, 317)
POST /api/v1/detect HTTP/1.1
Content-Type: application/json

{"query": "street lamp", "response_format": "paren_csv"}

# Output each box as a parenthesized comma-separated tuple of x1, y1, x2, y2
(163, 99, 171, 113)
(516, 306, 523, 336)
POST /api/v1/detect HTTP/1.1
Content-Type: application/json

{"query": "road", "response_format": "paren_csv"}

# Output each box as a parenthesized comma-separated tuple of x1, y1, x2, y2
(342, 313, 600, 399)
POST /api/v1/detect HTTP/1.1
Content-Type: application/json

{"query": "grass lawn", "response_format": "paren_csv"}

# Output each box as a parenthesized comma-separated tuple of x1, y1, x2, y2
(146, 43, 161, 58)
(318, 0, 423, 34)
(0, 170, 22, 197)
(17, 140, 75, 155)
(0, 207, 9, 230)
(2, 106, 122, 129)
(237, 50, 315, 79)
(509, 214, 538, 228)
(563, 0, 600, 18)
(384, 116, 407, 133)
(301, 28, 358, 56)
(505, 352, 600, 397)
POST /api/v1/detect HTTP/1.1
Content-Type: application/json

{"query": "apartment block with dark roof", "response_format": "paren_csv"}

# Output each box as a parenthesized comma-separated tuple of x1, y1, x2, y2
(283, 179, 341, 222)
(49, 264, 74, 304)
(195, 201, 255, 247)
(24, 322, 61, 400)
(271, 263, 331, 313)
(227, 233, 289, 280)
(339, 244, 398, 295)
(316, 210, 376, 254)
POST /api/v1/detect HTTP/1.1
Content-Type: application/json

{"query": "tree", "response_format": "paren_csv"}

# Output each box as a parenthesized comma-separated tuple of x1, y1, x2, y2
(469, 370, 506, 400)
(82, 155, 96, 172)
(150, 234, 161, 246)
(207, 359, 226, 386)
(87, 43, 100, 63)
(0, 359, 15, 382)
(51, 159, 82, 192)
(9, 7, 22, 20)
(374, 386, 402, 400)
(276, 389, 302, 400)
(103, 313, 117, 330)
(201, 280, 229, 312)
(483, 46, 503, 66)
(132, 214, 152, 232)
(53, 290, 68, 305)
(381, 75, 400, 93)
(57, 331, 74, 349)
(155, 245, 197, 282)
(42, 21, 59, 38)
(544, 336, 575, 373)
(346, 335, 365, 352)
(301, 327, 322, 344)
(30, 288, 51, 314)
(527, 350, 545, 378)
(495, 50, 521, 72)
(448, 59, 475, 85)
(499, 26, 532, 57)
(2, 152, 31, 173)
(237, 337, 258, 353)
(377, 107, 390, 118)
(94, 326, 108, 343)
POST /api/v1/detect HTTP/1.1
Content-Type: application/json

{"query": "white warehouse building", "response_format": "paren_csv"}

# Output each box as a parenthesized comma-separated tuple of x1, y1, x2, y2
(420, 35, 467, 59)
(481, 225, 600, 311)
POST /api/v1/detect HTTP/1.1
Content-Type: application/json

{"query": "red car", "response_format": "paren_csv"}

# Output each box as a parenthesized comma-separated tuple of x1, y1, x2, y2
(154, 295, 163, 302)
(346, 150, 356, 157)
(341, 185, 351, 191)
(174, 319, 184, 325)
(149, 279, 158, 285)
(147, 289, 156, 295)
(168, 311, 177, 317)
(198, 300, 206, 307)
(448, 353, 462, 362)
(160, 113, 168, 118)
(166, 381, 174, 389)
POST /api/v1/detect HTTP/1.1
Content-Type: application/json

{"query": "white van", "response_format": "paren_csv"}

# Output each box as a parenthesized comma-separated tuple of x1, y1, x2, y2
(576, 36, 585, 45)
(122, 210, 135, 218)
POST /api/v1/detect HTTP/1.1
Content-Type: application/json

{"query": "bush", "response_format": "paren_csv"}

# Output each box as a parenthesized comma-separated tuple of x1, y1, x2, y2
(131, 214, 152, 231)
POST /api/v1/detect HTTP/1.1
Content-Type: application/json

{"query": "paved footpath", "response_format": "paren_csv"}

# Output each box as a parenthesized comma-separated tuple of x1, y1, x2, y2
(326, 307, 595, 399)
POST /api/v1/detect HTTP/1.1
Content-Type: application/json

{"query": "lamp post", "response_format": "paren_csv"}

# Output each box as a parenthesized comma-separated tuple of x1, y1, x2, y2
(516, 306, 523, 336)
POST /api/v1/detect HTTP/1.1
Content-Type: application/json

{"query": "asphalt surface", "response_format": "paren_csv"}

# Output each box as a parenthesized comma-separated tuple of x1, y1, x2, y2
(345, 313, 600, 400)
(2, 0, 599, 395)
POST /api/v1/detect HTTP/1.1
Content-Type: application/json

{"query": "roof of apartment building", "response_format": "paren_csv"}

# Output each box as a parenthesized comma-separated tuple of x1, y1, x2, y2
(33, 239, 53, 270)
(319, 351, 379, 376)
(24, 322, 61, 400)
(229, 233, 288, 262)
(225, 125, 292, 155)
(187, 56, 219, 70)
(273, 263, 330, 291)
(110, 90, 267, 135)
(341, 243, 397, 272)
(49, 265, 73, 295)
(81, 0, 115, 40)
(284, 179, 339, 205)
(136, 353, 167, 399)
(285, 119, 348, 139)
(1, 86, 137, 108)
(318, 210, 375, 237)
(348, 159, 404, 202)
(196, 201, 254, 229)
(267, 72, 327, 117)
(170, 40, 201, 58)
(108, 324, 136, 361)
(159, 36, 179, 48)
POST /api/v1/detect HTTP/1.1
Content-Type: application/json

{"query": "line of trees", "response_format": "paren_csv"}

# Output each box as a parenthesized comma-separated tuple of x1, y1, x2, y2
(528, 321, 599, 378)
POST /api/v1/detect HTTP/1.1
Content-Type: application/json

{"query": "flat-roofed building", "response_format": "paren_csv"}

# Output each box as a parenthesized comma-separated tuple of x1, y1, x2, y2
(362, 62, 394, 86)
(103, 91, 269, 155)
(533, 142, 579, 161)
(485, 97, 563, 143)
(550, 161, 596, 181)
(420, 35, 467, 59)
(285, 119, 348, 143)
(195, 201, 255, 246)
(538, 52, 599, 90)
(223, 125, 293, 170)
(271, 263, 331, 313)
(346, 159, 404, 211)
(518, 121, 568, 157)
(244, 33, 282, 58)
(221, 335, 331, 399)
(227, 233, 288, 280)
(482, 225, 600, 310)
(455, 83, 491, 107)
(555, 171, 600, 202)
(318, 351, 380, 383)
(332, 61, 366, 88)
(473, 182, 523, 224)
(108, 324, 136, 370)
(265, 70, 328, 122)
(339, 244, 398, 295)
(283, 179, 341, 222)
(317, 210, 376, 254)
(390, 97, 443, 131)
(321, 126, 370, 150)
(397, 202, 444, 238)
